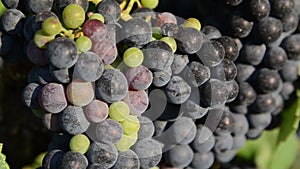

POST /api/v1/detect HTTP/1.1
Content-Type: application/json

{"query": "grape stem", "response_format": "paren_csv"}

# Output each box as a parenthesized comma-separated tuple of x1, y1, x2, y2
(121, 0, 143, 17)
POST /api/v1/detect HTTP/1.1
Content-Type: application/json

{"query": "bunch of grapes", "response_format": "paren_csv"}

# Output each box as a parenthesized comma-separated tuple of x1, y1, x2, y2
(0, 0, 298, 169)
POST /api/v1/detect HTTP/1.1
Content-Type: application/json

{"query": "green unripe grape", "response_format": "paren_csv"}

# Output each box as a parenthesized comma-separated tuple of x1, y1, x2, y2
(42, 17, 64, 36)
(114, 133, 138, 152)
(121, 115, 140, 135)
(89, 13, 105, 23)
(141, 0, 159, 9)
(182, 18, 201, 31)
(33, 30, 55, 48)
(32, 152, 47, 168)
(160, 37, 177, 53)
(123, 47, 144, 67)
(76, 36, 92, 52)
(62, 4, 85, 29)
(69, 134, 90, 154)
(0, 0, 7, 16)
(152, 27, 162, 39)
(109, 101, 130, 122)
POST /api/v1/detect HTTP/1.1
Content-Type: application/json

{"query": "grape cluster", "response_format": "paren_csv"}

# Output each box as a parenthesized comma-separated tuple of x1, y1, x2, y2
(0, 0, 298, 169)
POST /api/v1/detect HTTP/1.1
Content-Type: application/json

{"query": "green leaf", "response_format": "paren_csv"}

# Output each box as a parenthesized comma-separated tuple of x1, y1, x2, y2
(277, 91, 300, 143)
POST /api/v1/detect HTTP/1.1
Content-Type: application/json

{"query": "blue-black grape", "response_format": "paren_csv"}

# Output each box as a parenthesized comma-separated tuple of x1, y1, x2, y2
(167, 116, 196, 144)
(131, 138, 162, 169)
(197, 40, 225, 67)
(279, 60, 299, 82)
(2, 0, 19, 9)
(42, 149, 64, 169)
(112, 150, 140, 169)
(190, 151, 215, 169)
(22, 83, 41, 109)
(95, 119, 123, 144)
(191, 124, 215, 153)
(26, 0, 54, 13)
(230, 15, 253, 38)
(226, 80, 239, 103)
(270, 0, 295, 18)
(164, 144, 193, 168)
(49, 65, 70, 84)
(201, 79, 228, 108)
(171, 54, 189, 74)
(235, 63, 255, 82)
(176, 27, 203, 54)
(232, 135, 246, 150)
(160, 23, 179, 37)
(42, 113, 61, 132)
(96, 68, 128, 103)
(121, 17, 152, 46)
(184, 61, 210, 87)
(210, 59, 237, 81)
(280, 81, 295, 100)
(73, 52, 104, 82)
(215, 149, 237, 163)
(281, 34, 300, 60)
(60, 151, 88, 169)
(254, 68, 281, 93)
(280, 10, 299, 32)
(46, 37, 79, 69)
(239, 43, 266, 66)
(182, 99, 209, 120)
(0, 8, 25, 35)
(214, 109, 235, 135)
(152, 67, 172, 87)
(96, 0, 121, 23)
(258, 17, 283, 44)
(251, 93, 276, 113)
(250, 0, 271, 21)
(87, 142, 118, 168)
(137, 116, 155, 139)
(201, 25, 222, 40)
(226, 0, 243, 6)
(60, 105, 90, 135)
(213, 133, 233, 154)
(142, 40, 174, 71)
(164, 76, 191, 104)
(232, 113, 249, 136)
(217, 36, 239, 61)
(263, 46, 288, 70)
(247, 112, 272, 129)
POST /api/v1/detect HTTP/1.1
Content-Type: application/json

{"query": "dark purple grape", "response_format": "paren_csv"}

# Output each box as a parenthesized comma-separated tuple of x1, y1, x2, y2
(263, 46, 288, 70)
(176, 27, 203, 54)
(232, 135, 246, 150)
(38, 83, 67, 113)
(160, 23, 178, 37)
(251, 93, 276, 113)
(142, 40, 174, 71)
(95, 119, 123, 144)
(240, 43, 266, 65)
(270, 0, 295, 17)
(272, 94, 284, 115)
(27, 40, 48, 66)
(210, 59, 237, 81)
(121, 17, 152, 46)
(190, 151, 215, 169)
(247, 127, 263, 139)
(137, 116, 155, 139)
(2, 0, 19, 8)
(230, 15, 254, 38)
(184, 61, 210, 87)
(254, 68, 281, 93)
(42, 149, 64, 169)
(125, 65, 153, 90)
(42, 113, 61, 132)
(112, 150, 140, 169)
(191, 124, 215, 153)
(165, 76, 191, 104)
(0, 9, 25, 35)
(23, 15, 35, 41)
(91, 39, 117, 65)
(60, 151, 88, 169)
(131, 138, 162, 169)
(82, 19, 107, 41)
(215, 150, 237, 163)
(280, 81, 295, 100)
(226, 80, 239, 103)
(280, 10, 299, 32)
(73, 52, 104, 82)
(248, 112, 272, 129)
(26, 0, 54, 13)
(96, 69, 128, 103)
(28, 66, 54, 85)
(132, 7, 156, 23)
(46, 37, 78, 69)
(87, 142, 118, 168)
(213, 133, 233, 154)
(197, 40, 225, 67)
(281, 34, 300, 60)
(167, 116, 196, 144)
(258, 17, 283, 44)
(235, 63, 255, 82)
(152, 67, 172, 87)
(217, 36, 239, 61)
(201, 79, 228, 107)
(182, 99, 209, 120)
(49, 65, 70, 84)
(122, 90, 149, 116)
(235, 82, 257, 105)
(279, 60, 299, 82)
(22, 83, 42, 109)
(214, 110, 235, 135)
(164, 144, 193, 168)
(171, 54, 189, 74)
(232, 113, 249, 136)
(60, 105, 90, 135)
(250, 0, 271, 21)
(96, 0, 121, 23)
(201, 25, 222, 40)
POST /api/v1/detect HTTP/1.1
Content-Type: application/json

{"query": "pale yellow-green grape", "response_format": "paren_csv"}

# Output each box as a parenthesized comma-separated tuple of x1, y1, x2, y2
(89, 13, 105, 23)
(109, 101, 130, 122)
(121, 115, 140, 135)
(114, 133, 138, 152)
(76, 36, 92, 52)
(0, 0, 7, 16)
(123, 47, 144, 67)
(182, 18, 201, 31)
(62, 4, 85, 29)
(161, 37, 177, 53)
(42, 17, 64, 36)
(70, 134, 90, 154)
(141, 0, 159, 9)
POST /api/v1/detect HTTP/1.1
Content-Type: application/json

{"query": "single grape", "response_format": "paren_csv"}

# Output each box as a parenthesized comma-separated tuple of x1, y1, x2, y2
(22, 83, 41, 109)
(95, 119, 123, 144)
(109, 101, 130, 122)
(62, 4, 85, 29)
(26, 0, 54, 13)
(190, 151, 215, 169)
(182, 18, 201, 31)
(27, 40, 48, 66)
(210, 58, 237, 81)
(240, 43, 266, 66)
(125, 65, 153, 91)
(258, 17, 283, 44)
(66, 81, 94, 107)
(82, 19, 107, 41)
(171, 54, 189, 74)
(89, 13, 105, 23)
(165, 76, 191, 104)
(191, 124, 215, 153)
(69, 134, 90, 154)
(87, 142, 118, 168)
(76, 36, 92, 52)
(112, 150, 140, 169)
(123, 47, 144, 68)
(250, 0, 271, 21)
(176, 27, 203, 54)
(141, 0, 159, 9)
(49, 65, 70, 84)
(160, 37, 177, 53)
(60, 151, 88, 169)
(137, 116, 155, 139)
(42, 149, 64, 169)
(122, 90, 149, 116)
(42, 17, 63, 36)
(164, 144, 194, 168)
(121, 115, 140, 135)
(114, 133, 138, 152)
(96, 0, 121, 23)
(85, 100, 109, 123)
(91, 39, 117, 65)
